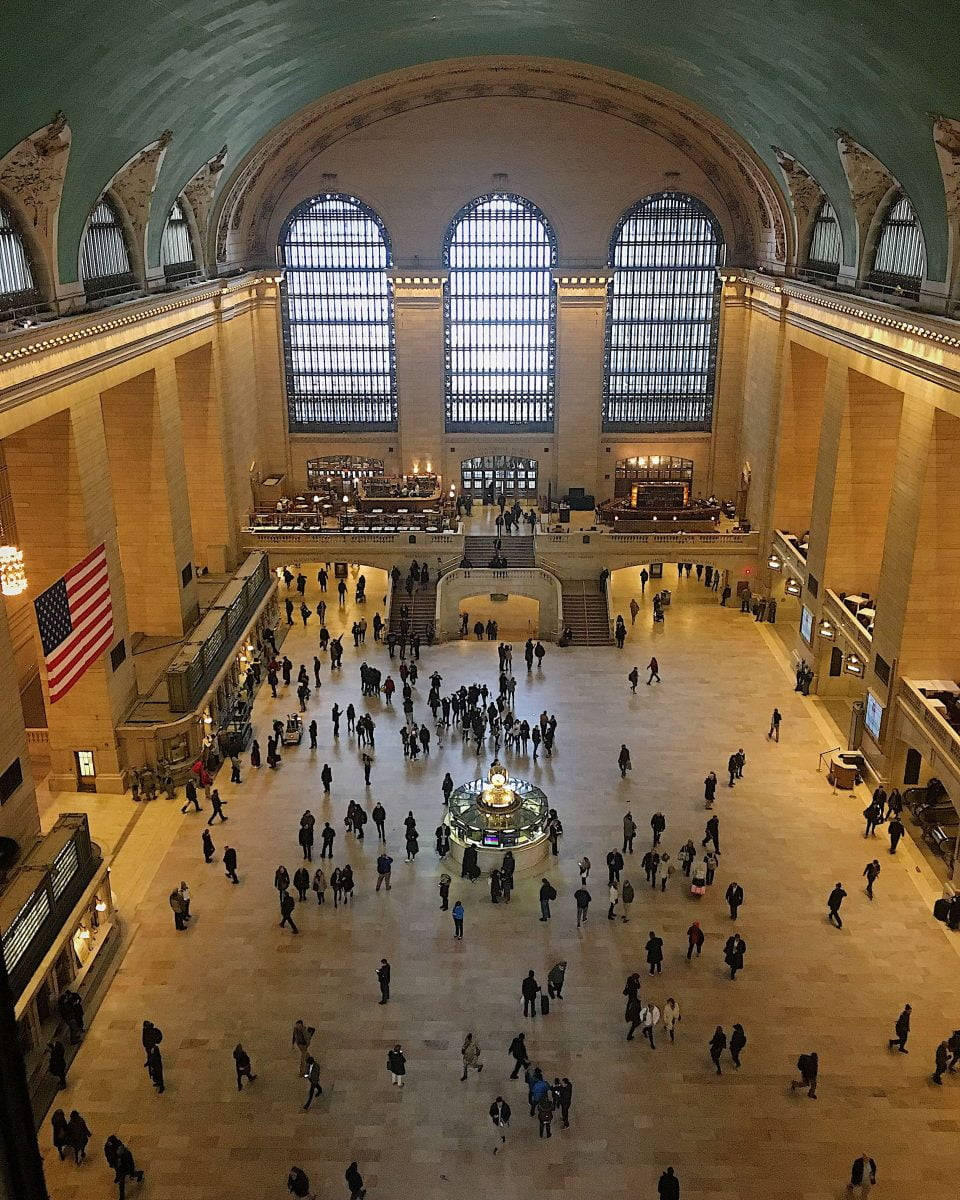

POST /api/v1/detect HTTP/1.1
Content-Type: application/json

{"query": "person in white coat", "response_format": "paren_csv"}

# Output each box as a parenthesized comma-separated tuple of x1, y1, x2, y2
(662, 997, 681, 1043)
(639, 1002, 661, 1049)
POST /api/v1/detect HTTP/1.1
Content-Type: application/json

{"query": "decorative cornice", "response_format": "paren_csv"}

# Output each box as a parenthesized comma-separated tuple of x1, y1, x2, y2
(0, 272, 275, 366)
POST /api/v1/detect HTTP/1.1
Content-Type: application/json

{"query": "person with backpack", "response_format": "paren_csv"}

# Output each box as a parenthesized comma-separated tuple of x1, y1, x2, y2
(538, 878, 557, 921)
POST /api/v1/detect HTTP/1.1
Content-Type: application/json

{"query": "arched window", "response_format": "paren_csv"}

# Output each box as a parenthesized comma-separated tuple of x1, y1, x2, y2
(806, 199, 842, 278)
(0, 203, 38, 313)
(80, 198, 135, 300)
(443, 194, 557, 432)
(868, 193, 926, 298)
(161, 200, 197, 279)
(279, 194, 397, 432)
(604, 192, 724, 432)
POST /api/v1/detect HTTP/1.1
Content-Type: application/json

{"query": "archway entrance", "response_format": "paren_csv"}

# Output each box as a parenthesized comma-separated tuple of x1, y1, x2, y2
(459, 595, 540, 640)
(460, 455, 538, 502)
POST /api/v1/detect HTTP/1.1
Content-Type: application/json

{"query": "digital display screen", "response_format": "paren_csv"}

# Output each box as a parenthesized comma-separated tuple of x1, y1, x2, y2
(865, 692, 884, 740)
(482, 831, 500, 847)
(800, 606, 813, 644)
(500, 831, 518, 846)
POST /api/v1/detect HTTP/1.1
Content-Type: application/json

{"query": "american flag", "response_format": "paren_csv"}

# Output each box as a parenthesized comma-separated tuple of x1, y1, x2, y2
(34, 544, 114, 704)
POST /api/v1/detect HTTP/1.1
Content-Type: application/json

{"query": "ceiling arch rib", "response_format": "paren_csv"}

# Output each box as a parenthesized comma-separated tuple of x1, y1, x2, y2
(215, 59, 791, 274)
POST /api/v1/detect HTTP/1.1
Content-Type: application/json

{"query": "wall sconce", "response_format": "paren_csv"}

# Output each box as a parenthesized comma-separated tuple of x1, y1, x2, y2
(412, 462, 420, 474)
(78, 926, 91, 940)
(342, 494, 350, 504)
(0, 545, 27, 595)
(817, 619, 835, 640)
(785, 577, 801, 596)
(767, 551, 782, 571)
(425, 461, 432, 474)
(95, 899, 107, 913)
(845, 653, 864, 677)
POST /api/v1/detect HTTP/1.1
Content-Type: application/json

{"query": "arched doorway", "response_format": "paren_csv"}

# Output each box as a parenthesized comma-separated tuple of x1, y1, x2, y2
(460, 455, 538, 501)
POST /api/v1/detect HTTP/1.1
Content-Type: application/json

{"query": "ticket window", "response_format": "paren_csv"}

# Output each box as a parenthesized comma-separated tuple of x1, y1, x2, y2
(75, 750, 96, 793)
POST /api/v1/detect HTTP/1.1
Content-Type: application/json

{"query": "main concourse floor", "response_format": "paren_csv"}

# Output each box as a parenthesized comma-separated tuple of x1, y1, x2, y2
(38, 566, 960, 1200)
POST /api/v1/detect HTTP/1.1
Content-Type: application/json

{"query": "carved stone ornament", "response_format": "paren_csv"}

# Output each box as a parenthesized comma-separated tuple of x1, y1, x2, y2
(108, 133, 173, 267)
(772, 146, 824, 253)
(835, 129, 898, 255)
(932, 116, 960, 223)
(0, 112, 72, 240)
(182, 145, 228, 265)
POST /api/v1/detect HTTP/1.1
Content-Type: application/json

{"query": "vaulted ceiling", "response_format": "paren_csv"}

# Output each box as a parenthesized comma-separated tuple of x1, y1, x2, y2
(4, 0, 959, 280)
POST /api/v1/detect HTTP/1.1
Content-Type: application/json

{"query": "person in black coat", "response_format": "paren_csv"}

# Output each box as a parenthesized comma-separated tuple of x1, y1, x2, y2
(729, 1023, 747, 1068)
(233, 1043, 256, 1090)
(345, 1161, 365, 1200)
(888, 1004, 911, 1053)
(709, 1027, 726, 1074)
(849, 1154, 876, 1192)
(538, 878, 556, 921)
(827, 882, 846, 928)
(279, 890, 299, 934)
(508, 1032, 529, 1078)
(723, 933, 746, 979)
(521, 970, 541, 1017)
(645, 931, 664, 975)
(377, 959, 390, 1003)
(47, 1038, 67, 1089)
(293, 867, 310, 903)
(490, 1096, 511, 1150)
(725, 881, 744, 919)
(658, 1167, 680, 1200)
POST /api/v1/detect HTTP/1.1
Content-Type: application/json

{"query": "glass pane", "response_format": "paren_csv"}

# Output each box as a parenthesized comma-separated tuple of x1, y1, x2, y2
(279, 194, 397, 431)
(603, 193, 724, 432)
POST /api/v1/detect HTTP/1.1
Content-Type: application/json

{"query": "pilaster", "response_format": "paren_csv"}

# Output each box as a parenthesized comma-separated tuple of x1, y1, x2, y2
(390, 272, 447, 476)
(554, 271, 610, 499)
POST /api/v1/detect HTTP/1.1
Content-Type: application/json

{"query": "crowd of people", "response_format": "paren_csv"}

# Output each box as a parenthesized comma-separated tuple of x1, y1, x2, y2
(45, 554, 955, 1200)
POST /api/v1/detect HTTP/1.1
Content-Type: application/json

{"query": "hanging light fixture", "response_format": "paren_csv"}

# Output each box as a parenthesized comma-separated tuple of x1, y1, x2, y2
(784, 577, 801, 596)
(0, 546, 27, 595)
(818, 618, 835, 639)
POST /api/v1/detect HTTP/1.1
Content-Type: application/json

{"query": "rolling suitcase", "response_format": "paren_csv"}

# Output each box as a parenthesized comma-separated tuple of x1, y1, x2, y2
(540, 993, 550, 1015)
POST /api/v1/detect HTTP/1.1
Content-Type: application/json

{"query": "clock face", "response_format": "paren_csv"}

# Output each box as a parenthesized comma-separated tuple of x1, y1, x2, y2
(491, 772, 506, 787)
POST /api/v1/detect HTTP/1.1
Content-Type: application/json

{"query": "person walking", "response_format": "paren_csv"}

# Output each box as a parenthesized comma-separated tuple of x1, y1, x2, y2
(888, 815, 905, 853)
(538, 877, 556, 921)
(827, 882, 847, 928)
(490, 1095, 511, 1153)
(647, 656, 661, 684)
(628, 666, 639, 693)
(704, 771, 718, 809)
(888, 1004, 911, 1053)
(207, 789, 227, 824)
(47, 1038, 67, 1089)
(547, 960, 566, 1000)
(848, 1154, 877, 1198)
(292, 1021, 314, 1076)
(662, 997, 681, 1043)
(508, 1032, 529, 1079)
(703, 814, 720, 854)
(452, 899, 465, 939)
(387, 1044, 406, 1088)
(438, 873, 451, 911)
(202, 828, 215, 864)
(725, 881, 744, 919)
(933, 1038, 951, 1084)
(709, 1027, 727, 1074)
(606, 848, 624, 884)
(768, 707, 782, 741)
(686, 921, 704, 960)
(51, 1109, 71, 1162)
(521, 970, 541, 1017)
(620, 878, 634, 922)
(279, 890, 299, 934)
(863, 859, 881, 900)
(146, 1043, 164, 1093)
(460, 1033, 483, 1081)
(302, 1057, 323, 1109)
(575, 884, 591, 926)
(618, 745, 632, 778)
(377, 959, 391, 1003)
(320, 822, 336, 859)
(181, 779, 202, 814)
(623, 811, 637, 854)
(651, 811, 666, 847)
(645, 931, 664, 974)
(376, 853, 393, 893)
(863, 798, 883, 837)
(608, 880, 620, 921)
(554, 1076, 573, 1128)
(293, 867, 310, 903)
(223, 845, 239, 884)
(658, 1167, 681, 1200)
(790, 1051, 819, 1098)
(372, 802, 386, 840)
(536, 1091, 555, 1138)
(169, 887, 187, 931)
(640, 1002, 660, 1049)
(233, 1043, 256, 1090)
(113, 1141, 145, 1198)
(729, 1023, 747, 1069)
(66, 1110, 91, 1165)
(723, 932, 746, 979)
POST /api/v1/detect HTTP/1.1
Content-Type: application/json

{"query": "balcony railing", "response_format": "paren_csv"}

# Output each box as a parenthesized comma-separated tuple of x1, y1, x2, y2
(898, 678, 960, 776)
(822, 589, 874, 653)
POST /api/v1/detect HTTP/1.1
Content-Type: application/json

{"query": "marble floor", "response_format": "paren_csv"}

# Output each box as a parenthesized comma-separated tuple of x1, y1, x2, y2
(38, 567, 960, 1200)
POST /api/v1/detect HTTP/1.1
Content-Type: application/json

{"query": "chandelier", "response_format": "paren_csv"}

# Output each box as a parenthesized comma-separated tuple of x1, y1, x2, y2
(0, 545, 27, 595)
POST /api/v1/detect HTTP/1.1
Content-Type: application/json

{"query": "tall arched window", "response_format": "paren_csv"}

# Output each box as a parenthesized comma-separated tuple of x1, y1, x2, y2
(868, 193, 926, 299)
(161, 199, 197, 280)
(443, 194, 557, 432)
(80, 198, 134, 300)
(806, 199, 842, 279)
(0, 203, 38, 313)
(279, 194, 397, 432)
(604, 193, 724, 432)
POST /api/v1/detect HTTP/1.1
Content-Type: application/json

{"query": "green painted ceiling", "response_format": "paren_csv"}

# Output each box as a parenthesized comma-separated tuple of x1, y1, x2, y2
(4, 0, 960, 281)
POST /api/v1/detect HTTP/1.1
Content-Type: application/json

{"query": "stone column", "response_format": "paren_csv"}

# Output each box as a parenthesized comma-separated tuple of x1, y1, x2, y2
(390, 272, 447, 479)
(554, 272, 610, 501)
(0, 597, 38, 845)
(3, 404, 137, 792)
(100, 368, 199, 636)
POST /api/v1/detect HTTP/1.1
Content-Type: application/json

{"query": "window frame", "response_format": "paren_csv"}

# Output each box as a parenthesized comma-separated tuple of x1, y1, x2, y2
(442, 193, 558, 434)
(603, 192, 724, 434)
(0, 201, 40, 315)
(79, 196, 136, 301)
(805, 198, 843, 279)
(867, 191, 926, 299)
(278, 192, 398, 434)
(161, 198, 199, 281)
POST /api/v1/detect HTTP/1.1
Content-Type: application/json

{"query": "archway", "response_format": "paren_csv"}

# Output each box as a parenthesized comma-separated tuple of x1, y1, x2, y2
(436, 567, 561, 640)
(460, 455, 538, 502)
(459, 595, 540, 641)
